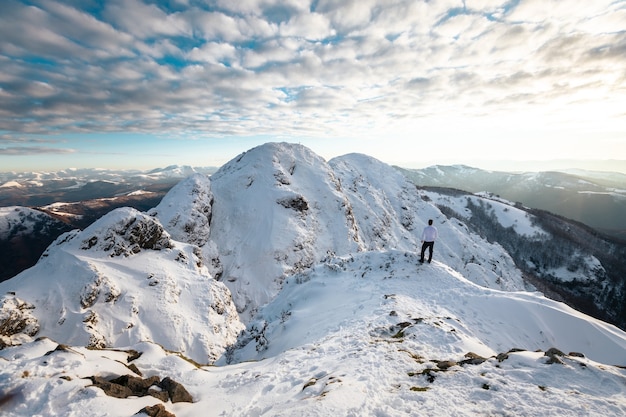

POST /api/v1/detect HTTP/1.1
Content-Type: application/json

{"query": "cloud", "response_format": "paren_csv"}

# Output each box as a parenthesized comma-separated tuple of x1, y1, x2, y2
(103, 0, 192, 39)
(0, 0, 624, 141)
(0, 146, 75, 155)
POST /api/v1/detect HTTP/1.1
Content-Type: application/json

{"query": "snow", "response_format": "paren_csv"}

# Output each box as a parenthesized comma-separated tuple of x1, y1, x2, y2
(579, 190, 626, 199)
(431, 192, 548, 239)
(149, 173, 213, 247)
(1, 251, 625, 417)
(0, 206, 54, 236)
(1, 142, 626, 417)
(126, 190, 153, 196)
(1, 207, 244, 364)
(0, 181, 22, 188)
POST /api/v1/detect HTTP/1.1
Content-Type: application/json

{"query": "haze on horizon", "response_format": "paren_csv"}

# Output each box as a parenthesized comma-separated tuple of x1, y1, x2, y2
(0, 0, 624, 173)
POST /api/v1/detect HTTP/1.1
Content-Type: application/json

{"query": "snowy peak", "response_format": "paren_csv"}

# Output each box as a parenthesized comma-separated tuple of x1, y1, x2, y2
(200, 143, 532, 322)
(206, 142, 364, 319)
(149, 173, 213, 247)
(1, 206, 243, 363)
(329, 152, 425, 250)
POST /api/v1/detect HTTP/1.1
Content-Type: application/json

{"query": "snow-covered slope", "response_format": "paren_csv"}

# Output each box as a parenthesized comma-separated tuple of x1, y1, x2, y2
(205, 143, 364, 320)
(148, 173, 213, 247)
(0, 206, 74, 281)
(1, 251, 625, 417)
(199, 143, 530, 321)
(0, 207, 243, 364)
(400, 164, 626, 236)
(330, 153, 529, 292)
(0, 206, 66, 238)
(1, 142, 625, 416)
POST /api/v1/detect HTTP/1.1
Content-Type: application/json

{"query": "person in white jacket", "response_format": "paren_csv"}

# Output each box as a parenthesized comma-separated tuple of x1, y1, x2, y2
(420, 219, 438, 263)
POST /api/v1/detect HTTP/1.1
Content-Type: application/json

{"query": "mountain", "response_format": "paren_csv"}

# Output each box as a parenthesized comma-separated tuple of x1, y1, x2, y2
(0, 165, 218, 282)
(0, 143, 625, 416)
(0, 165, 217, 208)
(2, 251, 626, 416)
(0, 207, 74, 282)
(398, 165, 626, 239)
(0, 206, 243, 363)
(185, 144, 529, 321)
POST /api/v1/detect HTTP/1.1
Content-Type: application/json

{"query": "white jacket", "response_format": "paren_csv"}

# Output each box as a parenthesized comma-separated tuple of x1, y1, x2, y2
(421, 225, 438, 242)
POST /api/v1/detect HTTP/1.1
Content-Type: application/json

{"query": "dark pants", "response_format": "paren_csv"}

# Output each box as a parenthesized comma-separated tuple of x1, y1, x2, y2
(420, 241, 434, 263)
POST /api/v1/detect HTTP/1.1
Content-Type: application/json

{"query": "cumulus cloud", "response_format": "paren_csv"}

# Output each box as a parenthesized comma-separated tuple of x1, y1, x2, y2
(0, 0, 624, 141)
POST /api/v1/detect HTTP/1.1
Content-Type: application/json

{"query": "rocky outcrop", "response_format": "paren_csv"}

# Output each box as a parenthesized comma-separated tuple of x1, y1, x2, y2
(80, 210, 173, 257)
(135, 403, 176, 417)
(89, 374, 193, 403)
(0, 293, 39, 348)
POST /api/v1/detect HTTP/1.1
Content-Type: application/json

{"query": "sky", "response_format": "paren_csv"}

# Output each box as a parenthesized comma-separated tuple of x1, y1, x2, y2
(0, 0, 625, 173)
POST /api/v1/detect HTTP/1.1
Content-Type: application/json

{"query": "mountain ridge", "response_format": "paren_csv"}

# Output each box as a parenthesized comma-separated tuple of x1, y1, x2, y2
(398, 164, 626, 239)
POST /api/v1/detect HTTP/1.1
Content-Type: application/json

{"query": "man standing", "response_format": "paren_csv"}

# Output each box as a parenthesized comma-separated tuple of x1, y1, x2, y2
(420, 219, 438, 263)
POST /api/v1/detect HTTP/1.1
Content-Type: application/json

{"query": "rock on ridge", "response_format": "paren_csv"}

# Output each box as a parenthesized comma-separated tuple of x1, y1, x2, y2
(38, 207, 174, 258)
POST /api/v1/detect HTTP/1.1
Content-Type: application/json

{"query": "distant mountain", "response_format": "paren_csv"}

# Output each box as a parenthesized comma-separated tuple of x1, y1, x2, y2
(0, 166, 218, 282)
(425, 187, 626, 330)
(397, 165, 626, 239)
(1, 143, 625, 416)
(0, 207, 73, 282)
(0, 165, 218, 207)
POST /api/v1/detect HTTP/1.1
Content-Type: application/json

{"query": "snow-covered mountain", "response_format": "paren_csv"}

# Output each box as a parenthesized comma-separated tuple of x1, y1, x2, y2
(0, 207, 73, 281)
(200, 145, 531, 322)
(0, 165, 219, 282)
(1, 143, 625, 416)
(0, 207, 243, 364)
(0, 165, 217, 208)
(398, 164, 626, 238)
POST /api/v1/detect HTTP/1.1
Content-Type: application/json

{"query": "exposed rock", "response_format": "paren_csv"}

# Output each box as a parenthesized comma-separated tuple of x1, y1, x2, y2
(159, 377, 193, 403)
(135, 403, 176, 417)
(80, 211, 173, 257)
(89, 376, 133, 399)
(277, 195, 309, 212)
(545, 347, 566, 364)
(459, 352, 489, 366)
(0, 294, 40, 347)
(89, 374, 193, 403)
(436, 360, 458, 370)
(110, 375, 160, 396)
(147, 386, 169, 402)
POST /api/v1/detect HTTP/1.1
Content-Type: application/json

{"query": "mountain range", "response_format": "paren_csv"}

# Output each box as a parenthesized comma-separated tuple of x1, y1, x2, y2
(0, 166, 216, 282)
(0, 143, 625, 416)
(398, 165, 626, 239)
